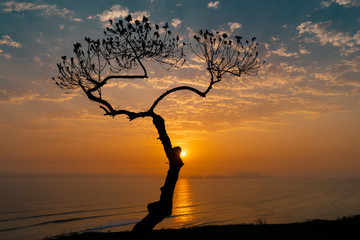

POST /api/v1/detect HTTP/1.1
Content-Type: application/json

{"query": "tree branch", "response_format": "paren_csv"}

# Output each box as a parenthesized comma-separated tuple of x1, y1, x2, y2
(149, 86, 206, 112)
(87, 74, 148, 93)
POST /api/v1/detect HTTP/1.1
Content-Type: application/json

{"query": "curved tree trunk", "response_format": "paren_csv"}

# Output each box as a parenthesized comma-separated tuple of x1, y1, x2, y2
(132, 113, 184, 233)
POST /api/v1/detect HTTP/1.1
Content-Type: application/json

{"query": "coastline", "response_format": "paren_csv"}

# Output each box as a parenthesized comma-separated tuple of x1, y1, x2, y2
(46, 215, 360, 240)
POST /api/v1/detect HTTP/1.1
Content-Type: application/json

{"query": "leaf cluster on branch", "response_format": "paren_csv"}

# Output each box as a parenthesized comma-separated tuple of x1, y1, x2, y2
(53, 15, 184, 93)
(191, 29, 264, 81)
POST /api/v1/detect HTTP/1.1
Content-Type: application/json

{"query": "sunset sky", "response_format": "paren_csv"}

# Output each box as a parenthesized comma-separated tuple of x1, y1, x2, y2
(1, 0, 360, 179)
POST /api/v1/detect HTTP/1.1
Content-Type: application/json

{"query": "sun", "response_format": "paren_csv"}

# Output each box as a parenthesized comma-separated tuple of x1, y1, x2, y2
(181, 151, 186, 157)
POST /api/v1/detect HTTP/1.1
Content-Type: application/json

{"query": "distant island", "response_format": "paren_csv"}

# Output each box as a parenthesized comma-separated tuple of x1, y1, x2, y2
(46, 214, 360, 240)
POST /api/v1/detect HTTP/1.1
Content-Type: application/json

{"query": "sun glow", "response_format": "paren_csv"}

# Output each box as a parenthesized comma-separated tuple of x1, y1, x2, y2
(181, 151, 186, 157)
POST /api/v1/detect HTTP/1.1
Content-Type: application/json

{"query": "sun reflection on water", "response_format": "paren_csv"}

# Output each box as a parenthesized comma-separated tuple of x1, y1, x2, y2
(173, 178, 194, 226)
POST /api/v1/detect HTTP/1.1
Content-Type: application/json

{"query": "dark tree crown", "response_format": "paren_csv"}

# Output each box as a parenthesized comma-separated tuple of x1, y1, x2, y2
(52, 15, 263, 120)
(53, 15, 185, 94)
(191, 29, 264, 81)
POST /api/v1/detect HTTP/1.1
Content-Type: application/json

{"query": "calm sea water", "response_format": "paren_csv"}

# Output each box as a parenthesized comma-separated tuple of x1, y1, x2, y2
(0, 177, 359, 240)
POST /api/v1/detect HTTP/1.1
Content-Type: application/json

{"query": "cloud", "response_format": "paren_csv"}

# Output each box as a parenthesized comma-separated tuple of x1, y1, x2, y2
(320, 1, 332, 7)
(131, 11, 149, 21)
(88, 4, 149, 22)
(0, 35, 20, 59)
(297, 20, 360, 55)
(0, 89, 39, 104)
(0, 87, 77, 104)
(71, 18, 83, 22)
(33, 56, 44, 67)
(186, 27, 196, 38)
(146, 75, 182, 90)
(299, 47, 311, 55)
(228, 22, 241, 32)
(146, 73, 209, 92)
(171, 18, 182, 28)
(0, 49, 11, 59)
(320, 0, 360, 7)
(341, 55, 360, 71)
(207, 1, 220, 9)
(88, 4, 128, 22)
(244, 60, 355, 120)
(0, 1, 83, 21)
(35, 93, 77, 102)
(317, 55, 360, 87)
(182, 60, 205, 71)
(0, 35, 21, 48)
(272, 46, 299, 58)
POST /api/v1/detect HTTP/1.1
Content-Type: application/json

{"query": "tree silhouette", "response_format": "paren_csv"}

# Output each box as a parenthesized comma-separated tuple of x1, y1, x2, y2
(53, 15, 263, 233)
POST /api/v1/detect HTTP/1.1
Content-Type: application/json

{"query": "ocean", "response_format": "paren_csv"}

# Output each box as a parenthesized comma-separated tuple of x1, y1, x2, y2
(0, 177, 359, 240)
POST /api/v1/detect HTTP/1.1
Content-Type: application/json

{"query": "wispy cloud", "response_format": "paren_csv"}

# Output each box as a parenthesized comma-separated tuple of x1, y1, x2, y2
(320, 0, 360, 7)
(297, 20, 360, 55)
(0, 89, 39, 104)
(186, 27, 196, 39)
(0, 35, 21, 59)
(0, 1, 83, 21)
(270, 43, 311, 58)
(299, 47, 311, 55)
(182, 59, 205, 71)
(171, 18, 182, 28)
(272, 46, 299, 58)
(0, 89, 76, 104)
(316, 55, 360, 87)
(207, 1, 220, 9)
(0, 35, 21, 48)
(228, 22, 241, 32)
(33, 56, 44, 67)
(0, 49, 11, 59)
(271, 36, 279, 42)
(87, 4, 149, 23)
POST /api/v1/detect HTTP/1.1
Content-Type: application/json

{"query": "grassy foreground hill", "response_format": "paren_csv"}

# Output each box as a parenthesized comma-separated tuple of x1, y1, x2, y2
(46, 215, 360, 240)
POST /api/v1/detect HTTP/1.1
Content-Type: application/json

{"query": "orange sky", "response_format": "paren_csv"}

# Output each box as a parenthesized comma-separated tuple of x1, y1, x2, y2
(1, 1, 360, 179)
(1, 83, 360, 179)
